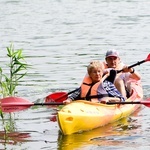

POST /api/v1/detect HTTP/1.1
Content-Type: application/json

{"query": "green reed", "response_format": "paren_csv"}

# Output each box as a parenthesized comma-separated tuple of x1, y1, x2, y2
(0, 44, 28, 97)
(0, 44, 29, 144)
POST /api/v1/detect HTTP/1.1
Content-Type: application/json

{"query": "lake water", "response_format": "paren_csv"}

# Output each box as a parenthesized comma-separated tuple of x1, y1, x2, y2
(0, 0, 150, 149)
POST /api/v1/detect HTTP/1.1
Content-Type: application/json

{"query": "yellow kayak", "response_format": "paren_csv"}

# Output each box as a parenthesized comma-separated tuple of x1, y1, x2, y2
(57, 79, 143, 135)
(58, 117, 136, 149)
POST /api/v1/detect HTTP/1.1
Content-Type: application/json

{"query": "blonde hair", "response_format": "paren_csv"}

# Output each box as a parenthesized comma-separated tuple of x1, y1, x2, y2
(87, 60, 104, 75)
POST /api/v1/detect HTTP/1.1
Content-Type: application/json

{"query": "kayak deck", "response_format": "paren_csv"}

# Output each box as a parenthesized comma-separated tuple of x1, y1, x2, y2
(57, 80, 143, 135)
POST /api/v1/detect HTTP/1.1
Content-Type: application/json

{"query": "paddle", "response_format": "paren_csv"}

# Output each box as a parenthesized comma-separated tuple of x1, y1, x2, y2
(117, 53, 150, 73)
(1, 96, 150, 113)
(1, 97, 64, 113)
(45, 88, 79, 103)
(106, 99, 150, 107)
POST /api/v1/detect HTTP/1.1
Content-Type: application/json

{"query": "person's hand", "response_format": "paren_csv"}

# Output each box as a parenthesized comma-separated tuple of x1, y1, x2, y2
(100, 97, 121, 104)
(122, 65, 134, 73)
(104, 69, 110, 76)
(108, 98, 121, 102)
(100, 97, 110, 104)
(63, 98, 72, 104)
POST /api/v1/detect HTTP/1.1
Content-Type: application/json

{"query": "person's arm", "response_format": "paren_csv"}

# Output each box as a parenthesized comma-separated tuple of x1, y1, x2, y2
(102, 69, 110, 81)
(63, 87, 81, 104)
(129, 68, 141, 80)
(122, 66, 141, 80)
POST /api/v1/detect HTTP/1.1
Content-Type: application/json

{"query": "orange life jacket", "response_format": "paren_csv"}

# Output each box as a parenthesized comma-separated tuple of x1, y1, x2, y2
(80, 75, 108, 102)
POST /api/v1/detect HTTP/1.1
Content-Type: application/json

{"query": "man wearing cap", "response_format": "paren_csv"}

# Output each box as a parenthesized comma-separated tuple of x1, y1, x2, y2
(105, 50, 125, 70)
(104, 50, 141, 99)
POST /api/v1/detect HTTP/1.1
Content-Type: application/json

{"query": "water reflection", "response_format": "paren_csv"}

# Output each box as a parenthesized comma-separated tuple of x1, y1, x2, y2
(57, 108, 142, 150)
(0, 114, 31, 149)
(0, 131, 31, 146)
(50, 112, 58, 122)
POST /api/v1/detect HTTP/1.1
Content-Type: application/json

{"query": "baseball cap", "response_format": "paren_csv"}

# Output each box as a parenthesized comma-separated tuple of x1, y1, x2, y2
(105, 50, 119, 58)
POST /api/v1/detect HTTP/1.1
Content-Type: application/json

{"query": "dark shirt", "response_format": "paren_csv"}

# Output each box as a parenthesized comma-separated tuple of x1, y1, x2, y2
(69, 88, 81, 100)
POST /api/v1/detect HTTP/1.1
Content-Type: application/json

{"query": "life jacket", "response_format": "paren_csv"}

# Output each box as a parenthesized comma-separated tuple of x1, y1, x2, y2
(80, 75, 108, 102)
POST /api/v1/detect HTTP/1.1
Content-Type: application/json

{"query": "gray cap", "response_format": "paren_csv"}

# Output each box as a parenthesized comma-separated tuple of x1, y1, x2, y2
(105, 50, 119, 58)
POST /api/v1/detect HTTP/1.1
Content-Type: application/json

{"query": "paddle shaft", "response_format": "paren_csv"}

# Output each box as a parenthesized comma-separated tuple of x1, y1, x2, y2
(107, 101, 141, 105)
(35, 100, 149, 106)
(2, 102, 64, 107)
(106, 100, 150, 108)
(117, 59, 146, 73)
(33, 102, 64, 105)
(65, 88, 79, 96)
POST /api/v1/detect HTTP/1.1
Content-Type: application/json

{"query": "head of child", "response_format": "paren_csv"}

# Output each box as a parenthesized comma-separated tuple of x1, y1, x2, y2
(87, 60, 104, 83)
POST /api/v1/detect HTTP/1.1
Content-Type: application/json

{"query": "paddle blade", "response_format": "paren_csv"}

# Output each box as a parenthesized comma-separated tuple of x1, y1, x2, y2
(1, 97, 33, 113)
(142, 98, 150, 107)
(145, 53, 150, 62)
(45, 92, 68, 103)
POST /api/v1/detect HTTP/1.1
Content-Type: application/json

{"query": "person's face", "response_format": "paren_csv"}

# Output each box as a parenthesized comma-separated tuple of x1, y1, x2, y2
(105, 56, 120, 68)
(89, 67, 103, 83)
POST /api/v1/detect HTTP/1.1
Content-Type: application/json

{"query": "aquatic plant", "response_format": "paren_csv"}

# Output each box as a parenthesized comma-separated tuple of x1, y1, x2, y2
(0, 44, 28, 97)
(0, 44, 29, 143)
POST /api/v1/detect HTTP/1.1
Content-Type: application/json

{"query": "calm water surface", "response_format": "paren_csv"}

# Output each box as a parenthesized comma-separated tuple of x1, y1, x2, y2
(0, 0, 150, 149)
